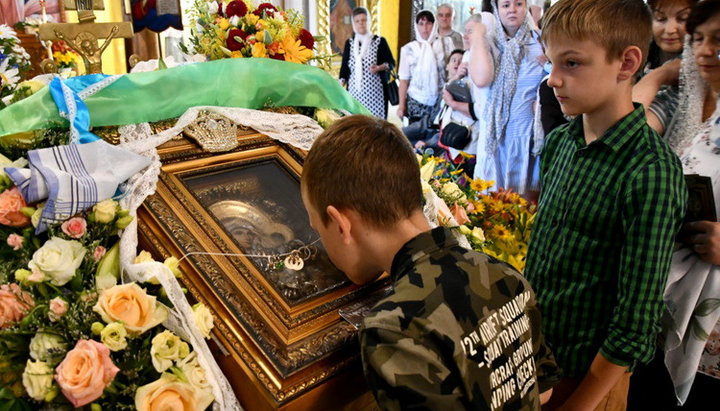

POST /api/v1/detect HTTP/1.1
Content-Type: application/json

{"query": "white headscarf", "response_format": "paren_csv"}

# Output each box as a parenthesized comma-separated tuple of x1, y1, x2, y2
(410, 10, 441, 104)
(482, 3, 537, 155)
(352, 9, 373, 90)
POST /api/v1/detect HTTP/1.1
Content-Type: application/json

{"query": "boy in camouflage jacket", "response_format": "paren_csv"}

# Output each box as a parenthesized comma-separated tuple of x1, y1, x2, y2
(301, 115, 560, 409)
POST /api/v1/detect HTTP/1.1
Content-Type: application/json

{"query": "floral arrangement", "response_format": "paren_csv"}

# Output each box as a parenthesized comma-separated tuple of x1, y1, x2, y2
(51, 41, 79, 70)
(185, 0, 317, 64)
(0, 24, 31, 108)
(419, 153, 536, 272)
(0, 135, 216, 409)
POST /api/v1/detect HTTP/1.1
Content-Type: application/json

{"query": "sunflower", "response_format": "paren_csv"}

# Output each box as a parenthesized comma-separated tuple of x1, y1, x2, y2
(280, 35, 312, 64)
(470, 178, 495, 193)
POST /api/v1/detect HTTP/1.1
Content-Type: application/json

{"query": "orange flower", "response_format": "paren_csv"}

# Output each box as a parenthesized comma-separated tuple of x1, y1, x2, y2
(280, 35, 312, 63)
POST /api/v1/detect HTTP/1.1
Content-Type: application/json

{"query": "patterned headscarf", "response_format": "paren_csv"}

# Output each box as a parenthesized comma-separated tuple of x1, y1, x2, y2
(664, 36, 707, 155)
(482, 2, 537, 155)
(351, 8, 373, 90)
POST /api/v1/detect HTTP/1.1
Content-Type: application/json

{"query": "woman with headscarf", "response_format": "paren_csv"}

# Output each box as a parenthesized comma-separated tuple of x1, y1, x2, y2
(339, 7, 395, 119)
(628, 1, 720, 408)
(471, 0, 545, 199)
(397, 10, 454, 135)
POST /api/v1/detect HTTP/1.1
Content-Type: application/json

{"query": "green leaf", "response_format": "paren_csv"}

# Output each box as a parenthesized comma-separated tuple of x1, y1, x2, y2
(0, 388, 32, 411)
(690, 316, 709, 341)
(694, 298, 720, 317)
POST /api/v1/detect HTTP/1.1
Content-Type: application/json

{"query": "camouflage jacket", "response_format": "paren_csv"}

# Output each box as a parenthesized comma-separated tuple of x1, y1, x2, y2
(360, 227, 560, 410)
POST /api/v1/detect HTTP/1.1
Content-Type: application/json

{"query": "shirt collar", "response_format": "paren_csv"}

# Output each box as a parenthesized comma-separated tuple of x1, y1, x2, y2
(567, 103, 647, 152)
(389, 227, 460, 282)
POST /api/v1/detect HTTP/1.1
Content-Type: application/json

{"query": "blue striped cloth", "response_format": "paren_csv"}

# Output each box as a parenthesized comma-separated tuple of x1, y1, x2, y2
(5, 140, 150, 233)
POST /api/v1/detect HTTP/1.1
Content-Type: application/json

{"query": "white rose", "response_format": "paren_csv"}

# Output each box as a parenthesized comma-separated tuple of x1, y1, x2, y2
(22, 359, 55, 401)
(28, 237, 86, 286)
(229, 15, 241, 26)
(471, 227, 486, 242)
(441, 182, 467, 202)
(29, 332, 68, 364)
(192, 303, 214, 339)
(101, 322, 128, 352)
(93, 199, 117, 223)
(151, 331, 189, 372)
(206, 0, 219, 14)
(177, 352, 212, 393)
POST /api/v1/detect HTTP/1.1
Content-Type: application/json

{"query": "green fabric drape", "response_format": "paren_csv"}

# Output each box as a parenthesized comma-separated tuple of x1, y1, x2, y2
(0, 58, 370, 137)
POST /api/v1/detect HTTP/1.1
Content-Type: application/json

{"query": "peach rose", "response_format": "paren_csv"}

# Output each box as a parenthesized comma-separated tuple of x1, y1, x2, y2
(0, 187, 30, 227)
(54, 339, 119, 408)
(6, 233, 23, 250)
(93, 283, 168, 335)
(450, 203, 470, 225)
(0, 283, 35, 328)
(135, 373, 210, 411)
(61, 217, 87, 239)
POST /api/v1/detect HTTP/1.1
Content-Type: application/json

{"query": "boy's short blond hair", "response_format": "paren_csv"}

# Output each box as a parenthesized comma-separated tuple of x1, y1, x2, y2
(542, 0, 652, 69)
(302, 115, 423, 228)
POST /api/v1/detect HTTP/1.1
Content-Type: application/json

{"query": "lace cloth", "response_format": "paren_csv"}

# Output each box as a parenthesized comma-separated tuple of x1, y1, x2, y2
(665, 37, 706, 155)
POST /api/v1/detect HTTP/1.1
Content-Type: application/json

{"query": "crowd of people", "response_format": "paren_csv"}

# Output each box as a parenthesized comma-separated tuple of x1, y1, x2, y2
(325, 0, 719, 409)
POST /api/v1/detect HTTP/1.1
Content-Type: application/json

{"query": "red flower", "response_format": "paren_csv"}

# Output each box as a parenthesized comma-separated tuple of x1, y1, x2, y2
(225, 0, 248, 17)
(226, 28, 248, 51)
(269, 53, 285, 61)
(254, 2, 277, 17)
(298, 28, 314, 50)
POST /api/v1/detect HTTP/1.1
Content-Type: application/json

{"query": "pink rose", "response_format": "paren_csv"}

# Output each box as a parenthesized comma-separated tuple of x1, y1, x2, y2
(0, 187, 30, 227)
(6, 233, 24, 250)
(450, 203, 470, 225)
(61, 217, 87, 239)
(0, 283, 35, 328)
(93, 246, 106, 262)
(55, 339, 119, 407)
(49, 297, 69, 322)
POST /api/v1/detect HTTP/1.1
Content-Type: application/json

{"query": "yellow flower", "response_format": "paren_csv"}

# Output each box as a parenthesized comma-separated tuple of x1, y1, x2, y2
(256, 19, 266, 30)
(280, 35, 312, 63)
(490, 225, 514, 242)
(245, 13, 259, 26)
(470, 178, 495, 193)
(255, 30, 265, 43)
(230, 50, 243, 58)
(469, 199, 485, 214)
(218, 18, 230, 30)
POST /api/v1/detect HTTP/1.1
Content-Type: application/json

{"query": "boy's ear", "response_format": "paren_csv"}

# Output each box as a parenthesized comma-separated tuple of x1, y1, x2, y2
(617, 45, 642, 81)
(326, 205, 353, 244)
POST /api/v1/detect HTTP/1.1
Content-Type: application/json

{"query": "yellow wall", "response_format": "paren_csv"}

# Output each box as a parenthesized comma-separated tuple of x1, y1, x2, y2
(379, 0, 399, 61)
(64, 0, 127, 74)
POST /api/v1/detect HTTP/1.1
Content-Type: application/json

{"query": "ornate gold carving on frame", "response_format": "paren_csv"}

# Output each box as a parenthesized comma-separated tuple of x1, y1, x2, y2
(138, 137, 388, 405)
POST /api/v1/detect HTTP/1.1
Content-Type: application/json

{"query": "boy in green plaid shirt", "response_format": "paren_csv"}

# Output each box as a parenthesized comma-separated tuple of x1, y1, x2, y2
(524, 0, 687, 409)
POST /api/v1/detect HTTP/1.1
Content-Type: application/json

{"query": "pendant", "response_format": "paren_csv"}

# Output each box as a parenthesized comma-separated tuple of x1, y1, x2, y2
(284, 252, 304, 270)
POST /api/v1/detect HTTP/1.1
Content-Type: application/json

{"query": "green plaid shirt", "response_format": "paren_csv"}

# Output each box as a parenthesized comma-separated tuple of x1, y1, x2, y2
(525, 104, 687, 378)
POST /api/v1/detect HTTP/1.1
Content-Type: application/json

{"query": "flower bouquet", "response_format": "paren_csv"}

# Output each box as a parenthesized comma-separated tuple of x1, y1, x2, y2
(419, 153, 537, 272)
(184, 0, 318, 64)
(0, 133, 218, 410)
(0, 24, 31, 109)
(52, 41, 79, 72)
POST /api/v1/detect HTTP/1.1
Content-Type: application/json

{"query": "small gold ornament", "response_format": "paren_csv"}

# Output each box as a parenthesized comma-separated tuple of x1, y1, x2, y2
(183, 111, 239, 153)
